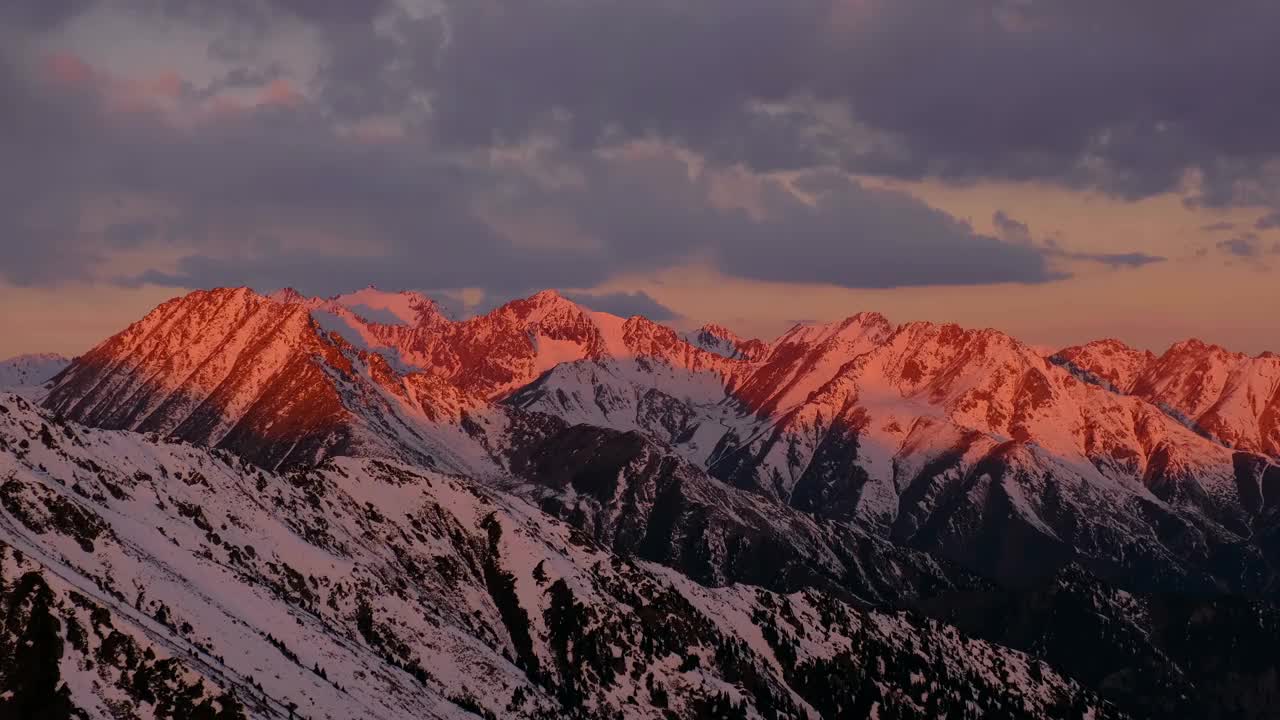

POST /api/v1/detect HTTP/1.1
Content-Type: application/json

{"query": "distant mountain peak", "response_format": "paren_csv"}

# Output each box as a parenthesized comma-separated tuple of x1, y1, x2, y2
(273, 286, 444, 327)
(696, 322, 745, 342)
(1162, 336, 1237, 360)
(528, 287, 566, 302)
(268, 286, 307, 304)
(688, 322, 766, 361)
(0, 353, 72, 388)
(500, 287, 588, 320)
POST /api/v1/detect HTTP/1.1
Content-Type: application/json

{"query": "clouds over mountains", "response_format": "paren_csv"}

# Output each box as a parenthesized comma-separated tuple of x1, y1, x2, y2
(3, 0, 1276, 298)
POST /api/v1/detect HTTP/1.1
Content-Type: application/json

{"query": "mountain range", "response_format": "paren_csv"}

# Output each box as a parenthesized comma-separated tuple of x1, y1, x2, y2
(4, 286, 1279, 719)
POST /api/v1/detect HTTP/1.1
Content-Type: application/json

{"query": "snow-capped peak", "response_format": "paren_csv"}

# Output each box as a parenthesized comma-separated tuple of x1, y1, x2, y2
(268, 286, 308, 304)
(1051, 338, 1156, 393)
(687, 322, 768, 361)
(329, 286, 439, 325)
(0, 352, 72, 389)
(272, 286, 444, 327)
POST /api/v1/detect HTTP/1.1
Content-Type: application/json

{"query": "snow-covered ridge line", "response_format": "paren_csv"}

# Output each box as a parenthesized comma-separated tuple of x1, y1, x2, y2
(32, 285, 1280, 600)
(0, 391, 1128, 719)
(1054, 337, 1280, 457)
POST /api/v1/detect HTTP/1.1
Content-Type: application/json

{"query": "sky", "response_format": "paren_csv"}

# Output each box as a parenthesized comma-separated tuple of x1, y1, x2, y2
(1, 0, 1278, 358)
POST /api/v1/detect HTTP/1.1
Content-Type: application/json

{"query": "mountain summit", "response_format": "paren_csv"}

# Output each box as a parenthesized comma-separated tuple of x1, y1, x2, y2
(6, 286, 1280, 718)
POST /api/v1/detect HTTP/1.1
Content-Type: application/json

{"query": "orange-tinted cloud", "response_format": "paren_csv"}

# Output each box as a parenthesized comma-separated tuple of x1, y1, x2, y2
(40, 52, 187, 118)
(259, 78, 303, 107)
(146, 71, 184, 100)
(106, 71, 187, 116)
(43, 51, 94, 86)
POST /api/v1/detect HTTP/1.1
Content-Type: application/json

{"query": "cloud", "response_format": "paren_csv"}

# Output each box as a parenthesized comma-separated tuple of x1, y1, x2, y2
(1201, 221, 1236, 232)
(103, 221, 158, 248)
(1, 0, 1215, 301)
(1060, 251, 1166, 269)
(0, 0, 92, 31)
(563, 291, 677, 321)
(1215, 233, 1280, 259)
(15, 0, 1280, 210)
(714, 174, 1060, 288)
(989, 210, 1163, 270)
(1256, 211, 1280, 230)
(262, 0, 393, 24)
(258, 77, 302, 107)
(123, 145, 1068, 293)
(0, 38, 1077, 296)
(418, 0, 1280, 206)
(992, 210, 1033, 246)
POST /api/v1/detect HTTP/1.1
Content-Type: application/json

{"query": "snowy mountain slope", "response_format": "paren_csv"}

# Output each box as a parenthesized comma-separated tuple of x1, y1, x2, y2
(488, 417, 989, 606)
(354, 291, 748, 406)
(39, 287, 1280, 600)
(0, 543, 250, 720)
(516, 316, 1279, 594)
(41, 288, 751, 473)
(687, 323, 769, 361)
(0, 353, 71, 389)
(0, 392, 1128, 719)
(1050, 339, 1155, 393)
(1055, 338, 1280, 457)
(730, 312, 894, 418)
(40, 288, 479, 473)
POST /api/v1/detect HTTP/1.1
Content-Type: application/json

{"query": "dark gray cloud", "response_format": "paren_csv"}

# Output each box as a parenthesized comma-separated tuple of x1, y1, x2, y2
(0, 34, 1077, 296)
(714, 176, 1060, 287)
(14, 0, 1280, 206)
(0, 47, 105, 285)
(991, 210, 1164, 270)
(992, 210, 1033, 246)
(1256, 211, 1280, 230)
(423, 0, 1280, 203)
(195, 65, 285, 100)
(1060, 250, 1165, 269)
(103, 221, 158, 248)
(0, 0, 1232, 299)
(431, 1, 826, 150)
(1215, 233, 1280, 259)
(262, 0, 393, 24)
(564, 291, 677, 321)
(1201, 221, 1236, 232)
(124, 144, 1066, 293)
(1219, 235, 1260, 257)
(0, 0, 92, 30)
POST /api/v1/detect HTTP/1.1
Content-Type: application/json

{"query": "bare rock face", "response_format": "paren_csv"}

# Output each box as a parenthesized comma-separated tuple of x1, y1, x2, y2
(43, 288, 361, 469)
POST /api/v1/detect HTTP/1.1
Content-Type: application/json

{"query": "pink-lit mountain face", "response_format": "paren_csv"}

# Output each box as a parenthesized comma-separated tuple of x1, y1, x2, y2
(39, 287, 1280, 594)
(1055, 338, 1280, 458)
(10, 285, 1280, 719)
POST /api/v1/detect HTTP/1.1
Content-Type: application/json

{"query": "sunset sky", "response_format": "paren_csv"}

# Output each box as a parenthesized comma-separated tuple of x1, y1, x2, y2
(2, 0, 1278, 358)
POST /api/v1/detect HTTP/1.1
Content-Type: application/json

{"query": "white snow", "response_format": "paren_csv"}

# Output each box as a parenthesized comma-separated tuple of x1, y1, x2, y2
(0, 352, 70, 388)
